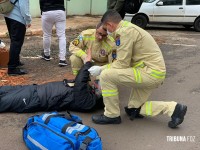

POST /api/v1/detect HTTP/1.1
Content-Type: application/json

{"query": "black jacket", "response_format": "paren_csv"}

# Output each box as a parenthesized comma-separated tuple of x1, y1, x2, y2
(39, 0, 65, 12)
(0, 62, 103, 113)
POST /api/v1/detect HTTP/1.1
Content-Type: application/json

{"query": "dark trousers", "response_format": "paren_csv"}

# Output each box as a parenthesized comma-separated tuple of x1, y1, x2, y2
(4, 17, 26, 69)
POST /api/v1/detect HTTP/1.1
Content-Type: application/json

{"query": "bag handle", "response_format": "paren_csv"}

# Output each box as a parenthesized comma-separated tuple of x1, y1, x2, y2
(79, 137, 93, 150)
(61, 121, 76, 134)
(43, 111, 82, 124)
(43, 114, 66, 124)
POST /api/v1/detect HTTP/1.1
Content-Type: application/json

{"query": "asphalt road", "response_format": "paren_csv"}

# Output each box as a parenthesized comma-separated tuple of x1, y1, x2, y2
(0, 26, 200, 150)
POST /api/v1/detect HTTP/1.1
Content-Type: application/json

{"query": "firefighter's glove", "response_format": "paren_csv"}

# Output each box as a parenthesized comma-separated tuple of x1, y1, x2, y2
(88, 66, 102, 76)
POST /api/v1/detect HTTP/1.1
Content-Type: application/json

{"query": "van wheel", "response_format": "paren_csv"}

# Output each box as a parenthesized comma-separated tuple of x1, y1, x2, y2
(183, 25, 192, 29)
(194, 18, 200, 32)
(131, 15, 148, 29)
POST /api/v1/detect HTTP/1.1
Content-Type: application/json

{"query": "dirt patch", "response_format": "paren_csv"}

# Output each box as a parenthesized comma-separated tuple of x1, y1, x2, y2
(154, 36, 166, 44)
(0, 69, 28, 86)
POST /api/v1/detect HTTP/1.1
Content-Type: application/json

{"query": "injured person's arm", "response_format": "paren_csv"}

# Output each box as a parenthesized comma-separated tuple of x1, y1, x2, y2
(70, 48, 104, 111)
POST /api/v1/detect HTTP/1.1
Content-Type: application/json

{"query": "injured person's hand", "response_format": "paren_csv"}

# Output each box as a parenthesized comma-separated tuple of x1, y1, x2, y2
(85, 48, 92, 62)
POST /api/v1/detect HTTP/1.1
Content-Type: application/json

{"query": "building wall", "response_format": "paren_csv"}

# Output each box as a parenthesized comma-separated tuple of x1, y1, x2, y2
(29, 0, 39, 17)
(30, 0, 107, 17)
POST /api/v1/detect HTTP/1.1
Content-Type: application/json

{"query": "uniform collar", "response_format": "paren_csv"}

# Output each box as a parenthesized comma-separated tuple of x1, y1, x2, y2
(111, 20, 124, 38)
(116, 20, 124, 30)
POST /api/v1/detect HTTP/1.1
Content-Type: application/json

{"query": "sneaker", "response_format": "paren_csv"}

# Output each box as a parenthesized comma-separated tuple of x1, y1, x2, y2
(0, 40, 6, 49)
(59, 60, 68, 67)
(92, 114, 121, 124)
(41, 52, 50, 61)
(168, 103, 187, 128)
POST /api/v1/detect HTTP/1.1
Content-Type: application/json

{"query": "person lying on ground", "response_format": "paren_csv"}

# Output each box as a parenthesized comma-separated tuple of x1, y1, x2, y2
(0, 49, 103, 113)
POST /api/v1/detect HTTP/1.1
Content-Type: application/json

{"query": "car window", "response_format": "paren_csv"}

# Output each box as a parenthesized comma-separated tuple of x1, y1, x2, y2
(186, 0, 200, 5)
(162, 0, 183, 5)
(143, 0, 156, 2)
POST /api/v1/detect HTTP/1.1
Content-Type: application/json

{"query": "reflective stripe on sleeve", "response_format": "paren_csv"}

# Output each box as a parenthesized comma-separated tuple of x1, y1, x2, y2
(133, 61, 145, 68)
(133, 68, 142, 83)
(145, 101, 152, 116)
(133, 61, 165, 79)
(72, 70, 78, 75)
(102, 89, 118, 97)
(106, 64, 111, 69)
(83, 36, 95, 41)
(76, 50, 86, 57)
(150, 70, 166, 79)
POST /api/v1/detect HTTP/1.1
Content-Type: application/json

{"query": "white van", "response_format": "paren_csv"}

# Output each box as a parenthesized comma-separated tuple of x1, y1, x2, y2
(124, 0, 200, 31)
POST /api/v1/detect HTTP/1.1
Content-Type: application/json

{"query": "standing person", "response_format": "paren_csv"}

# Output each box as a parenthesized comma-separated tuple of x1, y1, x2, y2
(107, 0, 125, 19)
(89, 10, 187, 128)
(39, 0, 68, 67)
(4, 0, 31, 76)
(69, 23, 115, 75)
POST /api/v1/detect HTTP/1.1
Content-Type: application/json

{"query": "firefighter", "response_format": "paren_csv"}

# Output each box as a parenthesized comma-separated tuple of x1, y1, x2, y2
(89, 10, 187, 128)
(69, 23, 115, 76)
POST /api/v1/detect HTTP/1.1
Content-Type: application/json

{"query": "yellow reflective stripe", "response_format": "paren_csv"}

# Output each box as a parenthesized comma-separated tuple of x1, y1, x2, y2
(72, 70, 78, 75)
(122, 21, 130, 27)
(102, 89, 118, 97)
(108, 36, 115, 42)
(145, 101, 152, 116)
(133, 68, 142, 83)
(102, 41, 112, 51)
(76, 50, 86, 57)
(83, 36, 95, 41)
(106, 64, 111, 69)
(133, 61, 145, 68)
(133, 68, 138, 82)
(150, 70, 166, 79)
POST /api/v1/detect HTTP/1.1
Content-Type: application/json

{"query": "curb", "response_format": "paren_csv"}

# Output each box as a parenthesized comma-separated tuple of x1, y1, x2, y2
(0, 16, 101, 38)
(0, 24, 97, 38)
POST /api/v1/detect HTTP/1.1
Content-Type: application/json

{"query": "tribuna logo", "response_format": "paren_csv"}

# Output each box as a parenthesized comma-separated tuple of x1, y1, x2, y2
(167, 136, 195, 142)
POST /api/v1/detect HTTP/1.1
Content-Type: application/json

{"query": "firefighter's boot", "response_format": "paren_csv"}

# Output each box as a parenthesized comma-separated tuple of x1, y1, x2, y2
(124, 106, 144, 120)
(92, 114, 121, 124)
(168, 103, 187, 128)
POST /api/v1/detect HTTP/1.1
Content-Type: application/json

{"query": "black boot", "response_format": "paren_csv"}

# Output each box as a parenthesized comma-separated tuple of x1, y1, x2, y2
(124, 106, 144, 120)
(92, 114, 121, 124)
(168, 103, 187, 128)
(8, 68, 28, 76)
(18, 61, 24, 66)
